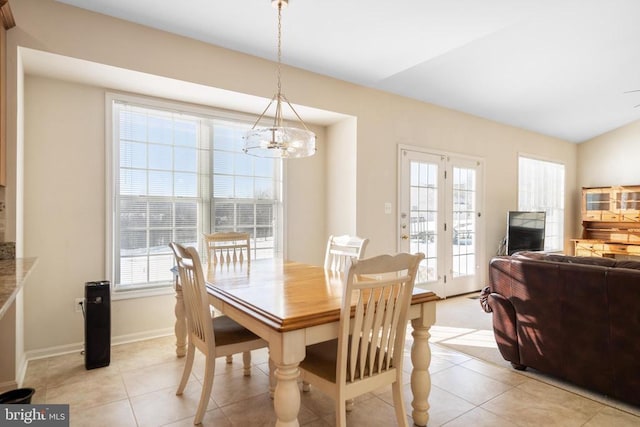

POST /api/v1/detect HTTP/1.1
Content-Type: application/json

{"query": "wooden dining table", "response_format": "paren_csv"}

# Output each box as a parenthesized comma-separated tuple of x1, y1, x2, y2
(173, 259, 439, 427)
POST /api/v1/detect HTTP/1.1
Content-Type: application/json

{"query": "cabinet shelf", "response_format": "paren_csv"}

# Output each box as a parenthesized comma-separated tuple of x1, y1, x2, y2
(576, 186, 640, 257)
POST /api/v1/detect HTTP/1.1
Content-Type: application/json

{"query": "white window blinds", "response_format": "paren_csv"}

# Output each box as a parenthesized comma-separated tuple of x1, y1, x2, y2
(518, 156, 565, 252)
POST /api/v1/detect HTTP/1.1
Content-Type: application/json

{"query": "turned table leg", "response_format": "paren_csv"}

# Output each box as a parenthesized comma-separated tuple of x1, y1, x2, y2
(273, 362, 301, 427)
(410, 309, 435, 427)
(269, 356, 276, 399)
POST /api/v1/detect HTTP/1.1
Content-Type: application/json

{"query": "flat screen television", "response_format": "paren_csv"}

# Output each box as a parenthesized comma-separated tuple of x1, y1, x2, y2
(506, 211, 546, 255)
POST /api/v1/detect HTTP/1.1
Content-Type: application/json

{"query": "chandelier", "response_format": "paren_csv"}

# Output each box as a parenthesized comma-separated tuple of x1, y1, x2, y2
(243, 0, 316, 159)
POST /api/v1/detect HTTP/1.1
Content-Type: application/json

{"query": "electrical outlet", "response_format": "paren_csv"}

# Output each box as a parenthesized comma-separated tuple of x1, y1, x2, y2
(75, 298, 84, 313)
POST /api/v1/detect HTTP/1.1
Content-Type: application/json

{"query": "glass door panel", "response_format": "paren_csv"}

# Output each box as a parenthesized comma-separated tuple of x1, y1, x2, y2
(409, 160, 439, 282)
(400, 150, 445, 293)
(447, 164, 479, 295)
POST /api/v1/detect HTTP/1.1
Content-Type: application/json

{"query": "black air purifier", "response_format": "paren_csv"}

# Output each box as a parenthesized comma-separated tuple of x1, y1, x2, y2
(84, 280, 111, 369)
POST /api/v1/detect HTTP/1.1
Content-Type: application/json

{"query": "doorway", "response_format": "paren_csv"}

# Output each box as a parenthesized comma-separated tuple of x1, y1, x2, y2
(398, 146, 484, 297)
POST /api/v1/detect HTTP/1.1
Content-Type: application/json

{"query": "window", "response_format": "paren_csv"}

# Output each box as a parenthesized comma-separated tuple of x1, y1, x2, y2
(518, 156, 565, 252)
(110, 98, 282, 292)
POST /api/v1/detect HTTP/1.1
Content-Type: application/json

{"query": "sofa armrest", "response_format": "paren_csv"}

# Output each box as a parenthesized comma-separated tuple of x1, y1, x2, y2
(486, 292, 521, 366)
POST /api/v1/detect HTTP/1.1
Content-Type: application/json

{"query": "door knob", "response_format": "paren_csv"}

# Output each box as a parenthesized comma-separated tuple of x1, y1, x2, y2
(401, 234, 409, 240)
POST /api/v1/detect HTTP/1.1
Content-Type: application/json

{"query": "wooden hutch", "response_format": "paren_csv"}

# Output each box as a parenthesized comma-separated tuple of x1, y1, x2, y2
(573, 186, 640, 257)
(0, 0, 16, 186)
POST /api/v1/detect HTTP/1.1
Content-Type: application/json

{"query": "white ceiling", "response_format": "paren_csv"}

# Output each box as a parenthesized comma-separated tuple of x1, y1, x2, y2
(55, 0, 640, 143)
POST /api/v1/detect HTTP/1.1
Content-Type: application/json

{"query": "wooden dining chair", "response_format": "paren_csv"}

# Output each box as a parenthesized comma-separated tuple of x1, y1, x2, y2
(204, 231, 251, 272)
(203, 231, 251, 363)
(169, 242, 267, 425)
(300, 234, 370, 394)
(323, 234, 369, 272)
(299, 252, 425, 427)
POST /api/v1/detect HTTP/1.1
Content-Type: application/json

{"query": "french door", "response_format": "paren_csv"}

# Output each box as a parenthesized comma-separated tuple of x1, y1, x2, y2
(398, 147, 484, 298)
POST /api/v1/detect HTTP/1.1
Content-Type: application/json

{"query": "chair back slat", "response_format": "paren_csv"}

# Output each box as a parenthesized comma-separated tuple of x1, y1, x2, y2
(369, 285, 390, 373)
(366, 289, 383, 375)
(338, 252, 424, 384)
(384, 284, 404, 371)
(358, 289, 377, 377)
(324, 235, 369, 272)
(348, 295, 364, 381)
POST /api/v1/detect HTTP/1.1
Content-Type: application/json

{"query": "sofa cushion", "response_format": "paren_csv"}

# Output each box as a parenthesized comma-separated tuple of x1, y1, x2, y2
(613, 260, 640, 271)
(561, 256, 617, 267)
(512, 251, 617, 267)
(510, 251, 547, 260)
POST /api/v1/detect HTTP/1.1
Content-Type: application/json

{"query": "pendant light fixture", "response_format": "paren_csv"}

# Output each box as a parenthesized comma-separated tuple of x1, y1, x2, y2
(243, 0, 316, 158)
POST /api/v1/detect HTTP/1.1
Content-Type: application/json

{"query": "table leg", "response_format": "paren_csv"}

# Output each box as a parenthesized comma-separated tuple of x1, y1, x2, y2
(174, 281, 187, 358)
(269, 356, 276, 399)
(273, 362, 301, 427)
(411, 316, 433, 427)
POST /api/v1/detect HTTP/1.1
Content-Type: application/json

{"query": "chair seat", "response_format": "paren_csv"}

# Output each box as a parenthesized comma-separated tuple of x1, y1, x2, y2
(301, 339, 390, 384)
(213, 315, 261, 346)
(301, 339, 339, 383)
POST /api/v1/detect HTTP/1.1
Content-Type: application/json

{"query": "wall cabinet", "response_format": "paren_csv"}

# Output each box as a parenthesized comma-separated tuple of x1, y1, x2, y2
(574, 186, 640, 257)
(0, 1, 15, 186)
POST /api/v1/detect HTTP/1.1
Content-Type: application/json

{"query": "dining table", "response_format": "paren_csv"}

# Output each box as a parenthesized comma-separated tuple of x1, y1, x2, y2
(173, 258, 439, 427)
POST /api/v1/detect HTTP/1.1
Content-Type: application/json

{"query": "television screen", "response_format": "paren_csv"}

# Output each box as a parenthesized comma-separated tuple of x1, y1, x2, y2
(506, 211, 546, 255)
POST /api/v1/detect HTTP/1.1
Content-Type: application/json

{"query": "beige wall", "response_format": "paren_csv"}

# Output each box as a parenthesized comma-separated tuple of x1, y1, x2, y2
(284, 122, 328, 264)
(9, 0, 579, 355)
(326, 117, 358, 236)
(24, 76, 105, 351)
(578, 119, 640, 187)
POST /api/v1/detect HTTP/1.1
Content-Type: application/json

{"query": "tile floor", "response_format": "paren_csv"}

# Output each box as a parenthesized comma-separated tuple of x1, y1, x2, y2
(22, 297, 640, 426)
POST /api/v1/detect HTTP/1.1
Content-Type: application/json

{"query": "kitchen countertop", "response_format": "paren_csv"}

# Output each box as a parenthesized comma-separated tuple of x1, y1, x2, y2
(0, 258, 38, 319)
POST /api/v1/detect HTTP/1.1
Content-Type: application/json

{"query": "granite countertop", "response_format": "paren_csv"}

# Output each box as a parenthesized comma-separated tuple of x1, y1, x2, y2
(0, 258, 38, 319)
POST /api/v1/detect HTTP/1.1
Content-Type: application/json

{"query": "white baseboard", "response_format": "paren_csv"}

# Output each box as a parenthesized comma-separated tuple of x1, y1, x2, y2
(24, 328, 174, 362)
(111, 328, 174, 346)
(26, 342, 84, 362)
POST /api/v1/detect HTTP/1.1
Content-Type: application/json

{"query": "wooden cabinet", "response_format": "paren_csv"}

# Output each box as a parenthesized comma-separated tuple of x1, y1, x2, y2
(0, 1, 14, 186)
(582, 187, 613, 221)
(574, 240, 640, 257)
(574, 186, 640, 257)
(618, 187, 640, 222)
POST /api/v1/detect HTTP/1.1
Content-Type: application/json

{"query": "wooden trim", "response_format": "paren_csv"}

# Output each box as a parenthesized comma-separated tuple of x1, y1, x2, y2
(0, 21, 5, 186)
(0, 1, 15, 30)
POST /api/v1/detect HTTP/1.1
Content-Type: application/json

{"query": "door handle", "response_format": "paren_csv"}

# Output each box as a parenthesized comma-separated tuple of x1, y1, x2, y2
(401, 234, 409, 240)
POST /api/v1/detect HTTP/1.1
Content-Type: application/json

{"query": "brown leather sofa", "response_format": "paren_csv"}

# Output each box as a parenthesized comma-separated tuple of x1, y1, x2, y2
(481, 251, 640, 407)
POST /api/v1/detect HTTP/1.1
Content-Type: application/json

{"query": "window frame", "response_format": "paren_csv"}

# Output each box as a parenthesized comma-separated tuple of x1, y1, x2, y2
(106, 93, 284, 297)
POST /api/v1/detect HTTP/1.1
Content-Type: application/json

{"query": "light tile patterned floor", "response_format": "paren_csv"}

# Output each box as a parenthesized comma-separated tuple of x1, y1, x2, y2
(21, 296, 640, 426)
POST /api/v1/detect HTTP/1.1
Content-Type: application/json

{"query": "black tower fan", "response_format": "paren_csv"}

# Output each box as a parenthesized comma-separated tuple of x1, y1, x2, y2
(84, 280, 111, 369)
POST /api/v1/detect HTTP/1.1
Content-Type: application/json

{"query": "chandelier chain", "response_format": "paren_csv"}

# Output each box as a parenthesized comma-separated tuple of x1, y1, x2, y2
(277, 2, 282, 97)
